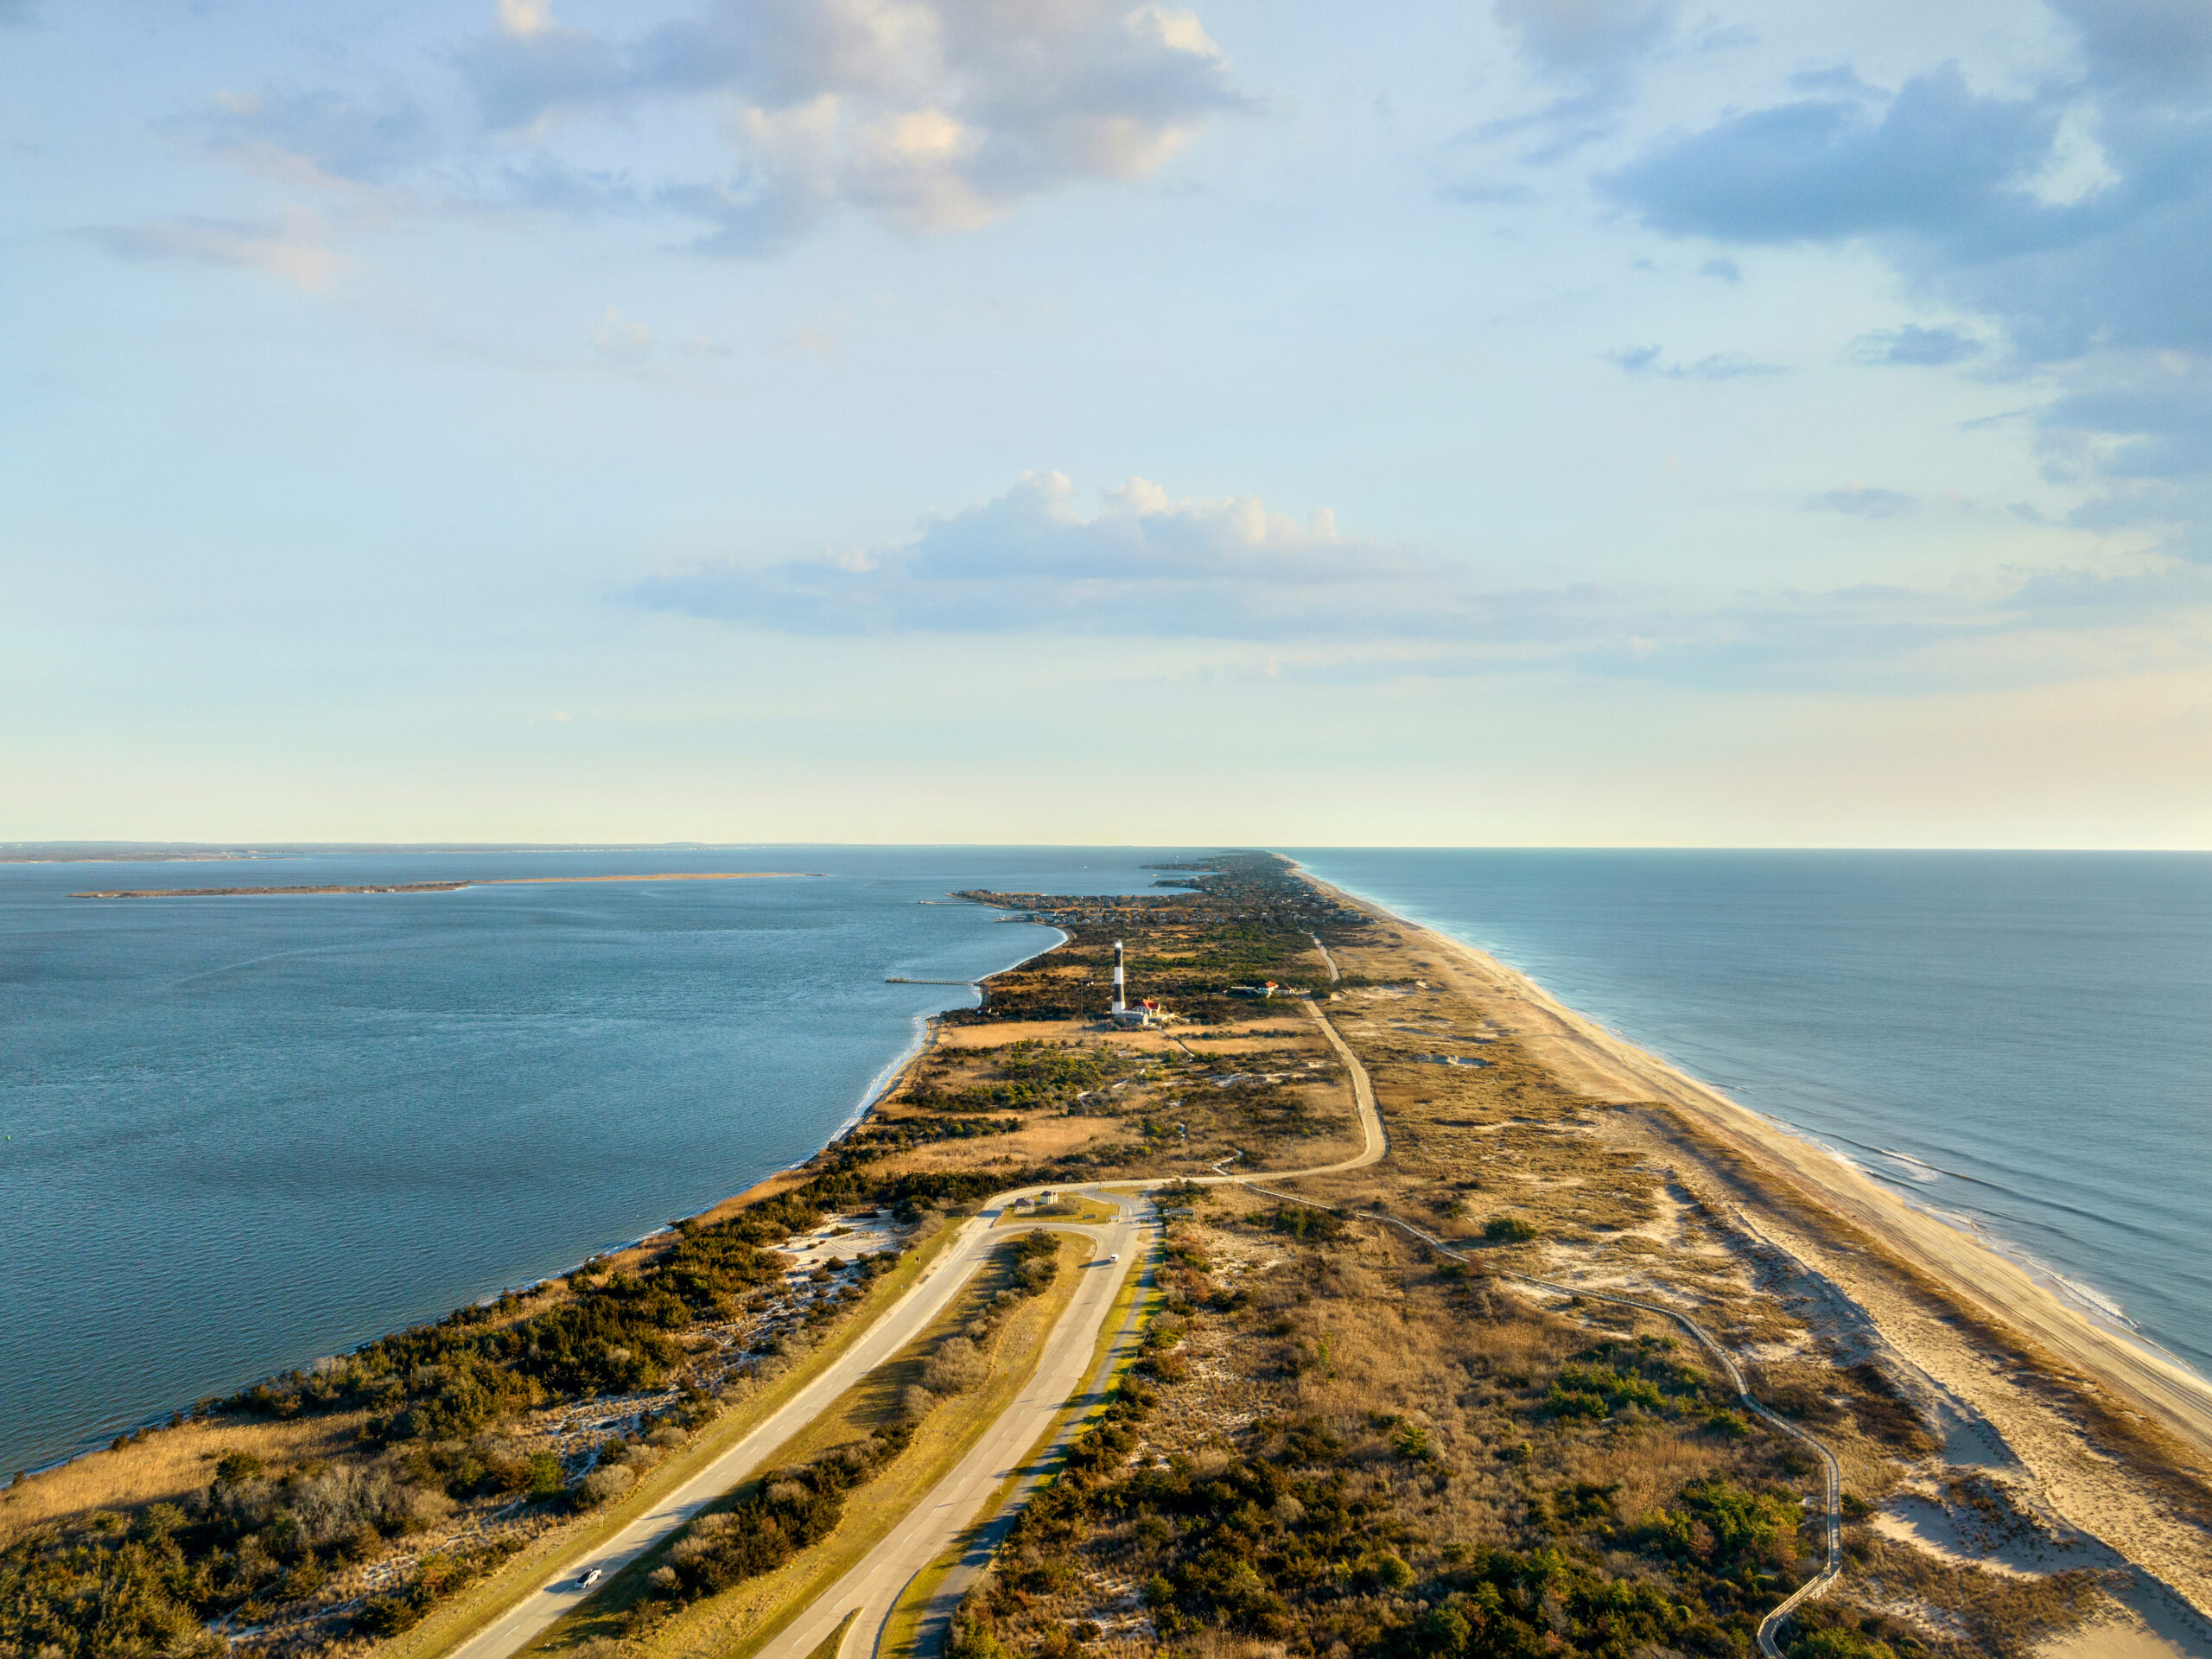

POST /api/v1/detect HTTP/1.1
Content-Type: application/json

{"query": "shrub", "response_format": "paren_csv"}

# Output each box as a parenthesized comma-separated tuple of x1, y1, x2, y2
(638, 1424, 912, 1610)
(1643, 1477, 1802, 1575)
(353, 1542, 516, 1636)
(1018, 1257, 1058, 1294)
(1392, 1422, 1434, 1462)
(213, 1451, 265, 1484)
(923, 1337, 989, 1395)
(1789, 1631, 1897, 1659)
(525, 1451, 566, 1497)
(1483, 1217, 1536, 1243)
(1268, 1205, 1344, 1241)
(579, 1465, 636, 1507)
(1370, 1552, 1415, 1591)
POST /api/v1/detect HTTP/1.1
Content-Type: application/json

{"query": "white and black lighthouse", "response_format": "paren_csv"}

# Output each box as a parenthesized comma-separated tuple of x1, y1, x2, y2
(1109, 939, 1156, 1027)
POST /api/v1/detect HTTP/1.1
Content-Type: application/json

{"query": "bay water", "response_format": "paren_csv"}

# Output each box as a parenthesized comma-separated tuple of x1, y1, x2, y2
(7, 846, 2208, 1477)
(0, 847, 1188, 1475)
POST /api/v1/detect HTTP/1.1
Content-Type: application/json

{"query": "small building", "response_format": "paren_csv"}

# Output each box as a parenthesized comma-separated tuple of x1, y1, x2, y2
(1106, 941, 1168, 1026)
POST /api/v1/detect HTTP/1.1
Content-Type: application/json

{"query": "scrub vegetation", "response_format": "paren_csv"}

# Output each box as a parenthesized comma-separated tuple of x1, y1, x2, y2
(946, 1193, 2110, 1659)
(527, 1231, 1086, 1659)
(0, 1160, 1047, 1658)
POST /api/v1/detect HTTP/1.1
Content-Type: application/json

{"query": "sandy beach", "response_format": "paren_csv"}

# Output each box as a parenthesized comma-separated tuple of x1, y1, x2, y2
(1300, 869, 2212, 1637)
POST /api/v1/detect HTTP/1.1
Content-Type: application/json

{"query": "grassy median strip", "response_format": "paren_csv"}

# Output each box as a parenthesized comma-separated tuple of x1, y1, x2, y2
(878, 1224, 1163, 1659)
(388, 1217, 971, 1659)
(992, 1198, 1116, 1229)
(803, 1609, 858, 1659)
(517, 1233, 1093, 1659)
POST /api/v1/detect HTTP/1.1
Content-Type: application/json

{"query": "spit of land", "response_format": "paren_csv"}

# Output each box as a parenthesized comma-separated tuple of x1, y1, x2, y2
(9, 853, 2209, 1659)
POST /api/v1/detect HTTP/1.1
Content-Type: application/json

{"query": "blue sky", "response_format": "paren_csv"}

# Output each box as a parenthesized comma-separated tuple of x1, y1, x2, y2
(4, 0, 2208, 846)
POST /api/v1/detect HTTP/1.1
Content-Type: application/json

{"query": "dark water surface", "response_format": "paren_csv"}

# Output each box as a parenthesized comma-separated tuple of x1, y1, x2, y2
(0, 847, 1190, 1473)
(1294, 850, 2212, 1377)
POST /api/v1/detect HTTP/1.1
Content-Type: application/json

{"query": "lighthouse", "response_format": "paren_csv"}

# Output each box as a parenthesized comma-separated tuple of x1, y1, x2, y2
(1109, 940, 1154, 1027)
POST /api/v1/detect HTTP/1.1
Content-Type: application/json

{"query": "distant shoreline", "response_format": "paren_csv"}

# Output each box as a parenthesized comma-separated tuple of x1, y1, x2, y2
(67, 873, 828, 899)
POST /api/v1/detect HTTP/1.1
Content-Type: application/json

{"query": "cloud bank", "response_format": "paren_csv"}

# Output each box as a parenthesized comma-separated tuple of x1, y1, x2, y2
(635, 472, 2211, 692)
(1600, 3, 2212, 553)
(80, 216, 341, 292)
(638, 471, 1431, 636)
(170, 0, 1243, 254)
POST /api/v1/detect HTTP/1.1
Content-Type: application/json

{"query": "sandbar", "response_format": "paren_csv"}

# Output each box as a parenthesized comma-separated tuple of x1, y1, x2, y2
(67, 873, 824, 899)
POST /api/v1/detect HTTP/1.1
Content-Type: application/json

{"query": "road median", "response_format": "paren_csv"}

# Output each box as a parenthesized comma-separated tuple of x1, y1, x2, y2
(522, 1231, 1095, 1659)
(388, 1217, 970, 1659)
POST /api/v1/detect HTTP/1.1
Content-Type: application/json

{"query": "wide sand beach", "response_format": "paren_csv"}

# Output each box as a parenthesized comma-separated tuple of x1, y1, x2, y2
(1299, 868, 2212, 1642)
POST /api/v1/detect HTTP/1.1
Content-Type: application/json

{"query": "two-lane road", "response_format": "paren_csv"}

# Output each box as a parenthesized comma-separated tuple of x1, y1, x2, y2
(443, 1190, 1136, 1659)
(448, 1002, 1382, 1659)
(755, 1190, 1151, 1659)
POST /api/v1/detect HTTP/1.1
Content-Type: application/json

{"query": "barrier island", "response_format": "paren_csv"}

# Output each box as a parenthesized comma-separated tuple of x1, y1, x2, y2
(6, 854, 2209, 1659)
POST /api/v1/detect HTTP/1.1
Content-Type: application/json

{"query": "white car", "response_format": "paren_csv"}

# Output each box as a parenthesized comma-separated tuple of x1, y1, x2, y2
(1108, 1254, 1120, 1263)
(579, 1568, 603, 1590)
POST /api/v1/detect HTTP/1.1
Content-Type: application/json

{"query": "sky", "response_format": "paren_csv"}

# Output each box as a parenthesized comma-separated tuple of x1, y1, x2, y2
(3, 0, 2209, 848)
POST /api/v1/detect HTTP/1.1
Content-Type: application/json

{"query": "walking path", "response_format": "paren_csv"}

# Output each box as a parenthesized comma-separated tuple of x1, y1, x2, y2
(1234, 1184, 1844, 1657)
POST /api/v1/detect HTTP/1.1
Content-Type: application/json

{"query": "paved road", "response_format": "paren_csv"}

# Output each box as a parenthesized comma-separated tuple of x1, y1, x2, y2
(447, 1003, 1383, 1659)
(756, 1190, 1150, 1659)
(781, 1003, 1387, 1659)
(442, 1192, 1135, 1659)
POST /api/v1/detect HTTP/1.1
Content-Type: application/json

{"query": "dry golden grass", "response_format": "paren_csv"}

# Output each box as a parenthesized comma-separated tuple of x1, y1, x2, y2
(857, 1008, 1358, 1192)
(933, 1020, 1091, 1050)
(1, 1410, 372, 1543)
(886, 1116, 1117, 1175)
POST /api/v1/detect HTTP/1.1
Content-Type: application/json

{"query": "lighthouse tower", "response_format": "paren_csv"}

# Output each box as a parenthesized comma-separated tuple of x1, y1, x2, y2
(1109, 941, 1154, 1027)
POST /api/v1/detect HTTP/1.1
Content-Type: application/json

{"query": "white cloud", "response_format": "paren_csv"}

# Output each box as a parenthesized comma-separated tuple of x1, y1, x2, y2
(165, 2, 1243, 254)
(637, 470, 1427, 634)
(590, 304, 654, 359)
(82, 214, 344, 292)
(1605, 344, 1788, 380)
(461, 0, 1247, 250)
(1807, 483, 1917, 518)
(496, 0, 561, 38)
(629, 471, 2212, 697)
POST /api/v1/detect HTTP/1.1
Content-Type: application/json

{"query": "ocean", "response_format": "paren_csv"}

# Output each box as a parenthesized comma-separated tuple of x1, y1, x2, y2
(0, 847, 1191, 1476)
(1294, 849, 2212, 1380)
(7, 847, 2207, 1477)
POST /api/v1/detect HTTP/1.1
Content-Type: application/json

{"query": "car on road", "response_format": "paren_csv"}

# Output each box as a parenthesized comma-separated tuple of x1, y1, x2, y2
(578, 1568, 603, 1590)
(1108, 1254, 1119, 1263)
